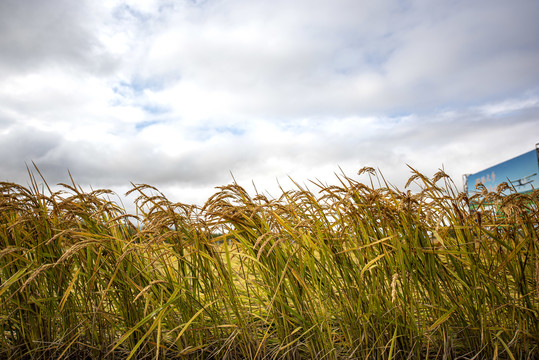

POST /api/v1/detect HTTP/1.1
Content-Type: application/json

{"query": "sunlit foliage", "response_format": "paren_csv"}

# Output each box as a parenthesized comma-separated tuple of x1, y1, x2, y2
(1, 168, 537, 359)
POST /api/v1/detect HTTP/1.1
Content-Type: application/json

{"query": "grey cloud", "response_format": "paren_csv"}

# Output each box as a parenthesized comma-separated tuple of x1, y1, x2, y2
(382, 0, 539, 108)
(0, 125, 60, 183)
(0, 113, 15, 129)
(0, 0, 116, 76)
(139, 0, 539, 118)
(18, 132, 256, 188)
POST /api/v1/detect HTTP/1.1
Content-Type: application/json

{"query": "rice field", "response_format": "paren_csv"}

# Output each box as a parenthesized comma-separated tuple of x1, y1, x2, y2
(0, 167, 537, 359)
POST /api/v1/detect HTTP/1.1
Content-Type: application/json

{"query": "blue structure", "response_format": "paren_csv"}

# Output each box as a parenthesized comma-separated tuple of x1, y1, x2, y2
(465, 145, 539, 196)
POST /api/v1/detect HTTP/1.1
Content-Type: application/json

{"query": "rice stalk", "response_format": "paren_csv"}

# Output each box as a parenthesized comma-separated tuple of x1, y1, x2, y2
(0, 167, 537, 359)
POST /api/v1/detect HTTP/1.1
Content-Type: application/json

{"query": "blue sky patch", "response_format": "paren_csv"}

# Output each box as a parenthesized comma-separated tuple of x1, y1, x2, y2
(135, 120, 162, 131)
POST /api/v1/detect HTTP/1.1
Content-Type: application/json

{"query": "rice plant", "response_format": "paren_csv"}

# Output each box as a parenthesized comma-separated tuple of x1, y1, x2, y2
(0, 167, 537, 359)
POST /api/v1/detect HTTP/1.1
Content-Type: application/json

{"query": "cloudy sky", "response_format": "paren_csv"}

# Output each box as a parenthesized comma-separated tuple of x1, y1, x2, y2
(1, 0, 538, 207)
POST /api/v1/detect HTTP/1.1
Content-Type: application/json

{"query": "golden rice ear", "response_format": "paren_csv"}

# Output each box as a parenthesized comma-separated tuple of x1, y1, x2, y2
(432, 169, 450, 184)
(475, 182, 486, 193)
(496, 182, 510, 194)
(358, 166, 376, 176)
(456, 192, 469, 204)
(405, 174, 420, 189)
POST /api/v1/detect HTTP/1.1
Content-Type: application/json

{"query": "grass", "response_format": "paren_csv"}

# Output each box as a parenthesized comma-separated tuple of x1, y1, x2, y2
(0, 167, 537, 359)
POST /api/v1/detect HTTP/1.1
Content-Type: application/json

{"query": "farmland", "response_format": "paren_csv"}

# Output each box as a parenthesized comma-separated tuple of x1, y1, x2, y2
(1, 168, 537, 359)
